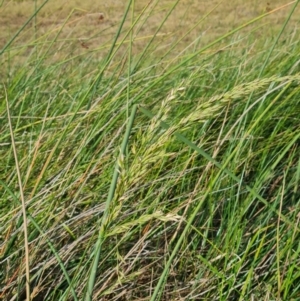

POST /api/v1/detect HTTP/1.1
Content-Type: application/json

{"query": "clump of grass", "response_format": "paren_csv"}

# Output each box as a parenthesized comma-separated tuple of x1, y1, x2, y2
(1, 1, 300, 300)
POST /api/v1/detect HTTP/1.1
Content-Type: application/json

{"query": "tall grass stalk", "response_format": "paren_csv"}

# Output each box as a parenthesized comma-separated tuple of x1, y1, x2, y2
(4, 88, 30, 300)
(84, 104, 137, 301)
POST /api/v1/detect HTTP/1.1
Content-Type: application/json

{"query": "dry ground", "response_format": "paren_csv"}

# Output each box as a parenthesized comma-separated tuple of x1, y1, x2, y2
(0, 0, 299, 68)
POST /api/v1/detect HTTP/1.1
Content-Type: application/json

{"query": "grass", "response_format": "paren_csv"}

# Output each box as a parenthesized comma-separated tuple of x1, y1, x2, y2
(0, 0, 300, 300)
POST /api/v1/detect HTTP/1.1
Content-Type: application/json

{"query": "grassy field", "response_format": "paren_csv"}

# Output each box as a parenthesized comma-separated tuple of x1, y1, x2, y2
(1, 1, 300, 300)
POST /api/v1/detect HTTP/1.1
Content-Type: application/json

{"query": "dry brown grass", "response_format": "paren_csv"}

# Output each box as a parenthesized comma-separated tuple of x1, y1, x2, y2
(0, 0, 299, 68)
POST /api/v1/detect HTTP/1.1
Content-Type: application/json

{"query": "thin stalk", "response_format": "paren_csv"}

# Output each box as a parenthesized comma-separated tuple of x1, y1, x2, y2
(87, 0, 134, 109)
(84, 104, 137, 301)
(126, 0, 135, 163)
(0, 0, 49, 56)
(276, 172, 286, 298)
(5, 87, 31, 301)
(132, 0, 180, 72)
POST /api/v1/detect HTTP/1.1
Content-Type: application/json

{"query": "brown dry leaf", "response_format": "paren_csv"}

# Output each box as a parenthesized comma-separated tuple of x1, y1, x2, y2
(79, 40, 89, 49)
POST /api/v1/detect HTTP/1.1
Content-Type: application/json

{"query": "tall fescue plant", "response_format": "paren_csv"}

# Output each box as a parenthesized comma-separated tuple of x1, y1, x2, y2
(0, 0, 299, 300)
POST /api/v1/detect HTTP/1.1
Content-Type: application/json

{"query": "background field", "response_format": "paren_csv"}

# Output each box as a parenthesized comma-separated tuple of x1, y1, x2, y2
(1, 0, 300, 70)
(1, 1, 300, 301)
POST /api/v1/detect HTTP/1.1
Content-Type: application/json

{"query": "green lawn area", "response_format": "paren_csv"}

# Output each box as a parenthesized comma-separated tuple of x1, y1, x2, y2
(0, 1, 300, 300)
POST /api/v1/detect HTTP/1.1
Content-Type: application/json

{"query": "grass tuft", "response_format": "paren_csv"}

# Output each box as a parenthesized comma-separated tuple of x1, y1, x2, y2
(1, 1, 300, 300)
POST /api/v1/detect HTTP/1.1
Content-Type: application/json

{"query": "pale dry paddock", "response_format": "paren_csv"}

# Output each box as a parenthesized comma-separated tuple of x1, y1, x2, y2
(0, 0, 299, 69)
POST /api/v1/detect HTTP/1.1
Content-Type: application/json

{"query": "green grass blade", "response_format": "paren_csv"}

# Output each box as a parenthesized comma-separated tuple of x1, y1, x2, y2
(84, 104, 137, 301)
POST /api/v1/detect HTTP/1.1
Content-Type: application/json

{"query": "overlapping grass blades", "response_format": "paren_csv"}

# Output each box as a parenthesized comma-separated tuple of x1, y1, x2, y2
(0, 0, 300, 300)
